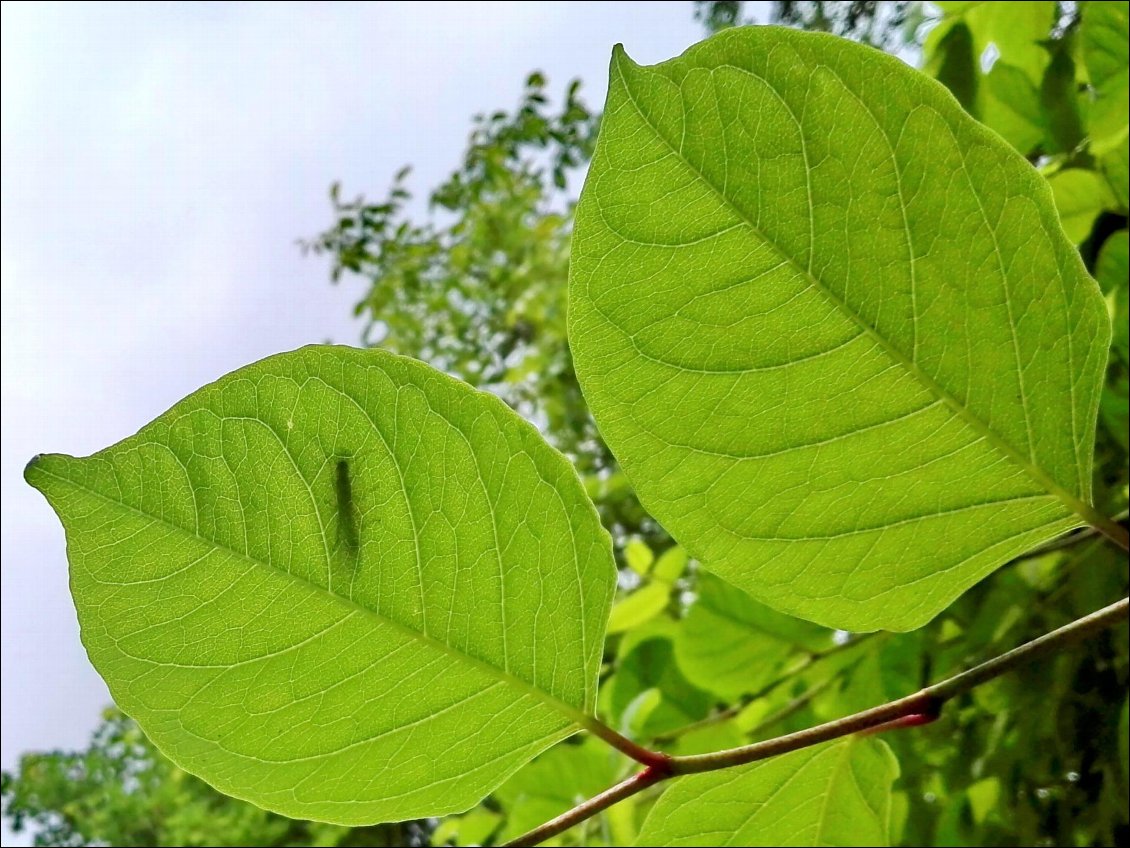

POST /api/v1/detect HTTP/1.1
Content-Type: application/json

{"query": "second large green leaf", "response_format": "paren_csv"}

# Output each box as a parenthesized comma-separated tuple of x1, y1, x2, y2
(569, 27, 1110, 632)
(25, 346, 616, 824)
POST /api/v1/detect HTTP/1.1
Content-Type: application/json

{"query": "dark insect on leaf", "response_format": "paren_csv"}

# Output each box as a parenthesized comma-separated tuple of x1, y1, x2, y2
(335, 458, 359, 552)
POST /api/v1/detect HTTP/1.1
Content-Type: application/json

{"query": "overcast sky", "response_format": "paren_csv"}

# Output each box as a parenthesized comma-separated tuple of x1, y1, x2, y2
(0, 0, 787, 831)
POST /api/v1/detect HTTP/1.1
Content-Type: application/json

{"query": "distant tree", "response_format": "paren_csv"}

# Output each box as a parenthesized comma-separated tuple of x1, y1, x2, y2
(1, 709, 427, 847)
(698, 0, 917, 49)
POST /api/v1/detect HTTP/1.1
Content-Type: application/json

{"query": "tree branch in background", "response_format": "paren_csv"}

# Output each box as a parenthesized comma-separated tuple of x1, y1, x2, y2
(653, 633, 876, 743)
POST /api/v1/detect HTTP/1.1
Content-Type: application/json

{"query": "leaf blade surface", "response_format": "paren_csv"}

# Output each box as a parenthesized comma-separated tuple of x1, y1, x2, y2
(636, 738, 899, 846)
(569, 28, 1110, 630)
(26, 345, 616, 824)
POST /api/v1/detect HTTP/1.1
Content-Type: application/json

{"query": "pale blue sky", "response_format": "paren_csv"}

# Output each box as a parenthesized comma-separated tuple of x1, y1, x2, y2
(0, 0, 780, 825)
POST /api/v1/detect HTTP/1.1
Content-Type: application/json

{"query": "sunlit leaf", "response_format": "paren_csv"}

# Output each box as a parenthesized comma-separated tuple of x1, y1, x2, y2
(636, 738, 899, 846)
(653, 545, 689, 583)
(606, 632, 712, 738)
(26, 345, 616, 824)
(1097, 230, 1129, 365)
(924, 1, 1058, 152)
(570, 27, 1110, 631)
(1048, 168, 1117, 243)
(676, 574, 830, 700)
(1101, 135, 1130, 211)
(983, 61, 1045, 152)
(966, 777, 1000, 825)
(493, 737, 619, 844)
(607, 583, 670, 634)
(1081, 0, 1130, 150)
(624, 537, 655, 574)
(432, 808, 502, 847)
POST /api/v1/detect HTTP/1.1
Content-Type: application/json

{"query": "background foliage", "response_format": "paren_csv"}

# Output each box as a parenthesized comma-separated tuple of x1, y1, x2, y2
(5, 2, 1127, 846)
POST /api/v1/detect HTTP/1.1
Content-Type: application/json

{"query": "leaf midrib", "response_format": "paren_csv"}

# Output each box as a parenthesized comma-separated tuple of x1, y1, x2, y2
(607, 52, 1097, 532)
(35, 460, 593, 732)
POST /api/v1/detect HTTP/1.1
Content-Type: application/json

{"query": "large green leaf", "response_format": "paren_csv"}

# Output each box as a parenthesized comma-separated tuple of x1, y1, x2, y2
(983, 61, 1046, 153)
(25, 345, 616, 824)
(569, 27, 1110, 631)
(636, 738, 899, 846)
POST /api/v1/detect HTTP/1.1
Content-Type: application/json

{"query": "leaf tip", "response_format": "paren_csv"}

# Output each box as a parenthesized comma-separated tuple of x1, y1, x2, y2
(611, 43, 637, 71)
(23, 453, 46, 483)
(24, 452, 69, 491)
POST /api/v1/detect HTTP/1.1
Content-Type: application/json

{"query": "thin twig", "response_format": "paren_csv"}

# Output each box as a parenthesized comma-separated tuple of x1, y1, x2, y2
(503, 596, 1129, 847)
(654, 633, 876, 743)
(503, 765, 669, 847)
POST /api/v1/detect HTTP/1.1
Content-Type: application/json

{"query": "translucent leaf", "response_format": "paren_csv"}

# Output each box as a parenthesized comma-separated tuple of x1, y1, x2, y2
(676, 574, 830, 700)
(1101, 135, 1129, 212)
(1048, 168, 1117, 243)
(606, 633, 711, 738)
(624, 537, 655, 574)
(1081, 0, 1129, 150)
(889, 791, 909, 845)
(1097, 230, 1129, 364)
(653, 545, 689, 583)
(669, 722, 746, 757)
(928, 2, 1055, 83)
(569, 27, 1110, 631)
(983, 61, 1045, 152)
(636, 738, 899, 846)
(431, 809, 501, 847)
(966, 777, 1001, 825)
(607, 583, 670, 634)
(606, 793, 641, 847)
(493, 737, 618, 844)
(25, 346, 616, 824)
(923, 21, 978, 111)
(924, 0, 1058, 153)
(621, 688, 664, 738)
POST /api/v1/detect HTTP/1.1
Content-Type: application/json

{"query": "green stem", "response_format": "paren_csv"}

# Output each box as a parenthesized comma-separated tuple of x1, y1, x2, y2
(503, 596, 1128, 847)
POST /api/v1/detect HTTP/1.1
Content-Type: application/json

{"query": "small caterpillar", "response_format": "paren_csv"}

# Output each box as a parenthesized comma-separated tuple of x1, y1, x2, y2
(335, 458, 359, 552)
